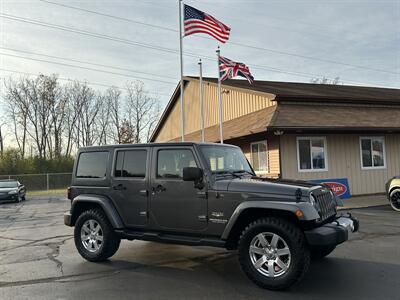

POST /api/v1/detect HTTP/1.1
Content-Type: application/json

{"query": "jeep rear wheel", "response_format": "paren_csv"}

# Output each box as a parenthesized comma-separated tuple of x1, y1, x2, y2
(238, 217, 310, 290)
(74, 209, 120, 262)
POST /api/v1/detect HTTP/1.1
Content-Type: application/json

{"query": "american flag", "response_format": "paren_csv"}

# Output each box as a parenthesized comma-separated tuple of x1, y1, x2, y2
(219, 56, 254, 84)
(184, 4, 231, 44)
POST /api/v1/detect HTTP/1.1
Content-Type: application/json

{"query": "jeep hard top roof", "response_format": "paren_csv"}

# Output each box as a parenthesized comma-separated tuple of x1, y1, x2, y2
(78, 142, 239, 151)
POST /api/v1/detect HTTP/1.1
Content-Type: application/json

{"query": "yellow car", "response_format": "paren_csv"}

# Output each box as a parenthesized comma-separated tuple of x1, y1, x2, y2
(386, 177, 400, 211)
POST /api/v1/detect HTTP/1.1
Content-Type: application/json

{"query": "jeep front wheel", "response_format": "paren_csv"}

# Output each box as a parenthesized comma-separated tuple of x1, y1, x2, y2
(74, 209, 121, 262)
(238, 217, 310, 290)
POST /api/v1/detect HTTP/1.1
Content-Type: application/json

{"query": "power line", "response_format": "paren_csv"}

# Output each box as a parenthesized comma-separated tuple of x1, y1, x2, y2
(1, 14, 391, 87)
(0, 14, 312, 77)
(0, 14, 179, 54)
(1, 44, 376, 87)
(38, 0, 176, 33)
(2, 14, 397, 87)
(0, 46, 176, 80)
(0, 52, 177, 85)
(0, 68, 171, 97)
(37, 0, 399, 76)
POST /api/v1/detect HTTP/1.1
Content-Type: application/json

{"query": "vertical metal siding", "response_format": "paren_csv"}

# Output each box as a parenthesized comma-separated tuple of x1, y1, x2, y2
(280, 134, 400, 195)
(155, 81, 274, 142)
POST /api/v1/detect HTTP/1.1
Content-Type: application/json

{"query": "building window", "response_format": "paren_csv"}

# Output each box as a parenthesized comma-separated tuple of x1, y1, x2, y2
(251, 141, 268, 172)
(360, 137, 386, 169)
(297, 137, 328, 172)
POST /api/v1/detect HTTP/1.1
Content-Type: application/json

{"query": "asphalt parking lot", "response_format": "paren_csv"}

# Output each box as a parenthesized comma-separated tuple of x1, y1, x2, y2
(0, 196, 399, 300)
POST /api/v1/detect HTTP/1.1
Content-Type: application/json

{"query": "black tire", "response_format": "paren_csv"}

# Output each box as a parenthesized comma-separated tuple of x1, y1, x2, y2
(74, 208, 121, 262)
(311, 246, 336, 259)
(22, 195, 26, 201)
(238, 217, 310, 290)
(389, 189, 400, 212)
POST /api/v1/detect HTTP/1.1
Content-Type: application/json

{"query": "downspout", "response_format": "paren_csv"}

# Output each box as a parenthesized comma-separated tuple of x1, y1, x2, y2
(274, 130, 284, 179)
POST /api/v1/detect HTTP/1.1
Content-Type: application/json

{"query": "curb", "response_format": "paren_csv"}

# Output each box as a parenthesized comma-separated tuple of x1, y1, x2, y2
(338, 204, 390, 210)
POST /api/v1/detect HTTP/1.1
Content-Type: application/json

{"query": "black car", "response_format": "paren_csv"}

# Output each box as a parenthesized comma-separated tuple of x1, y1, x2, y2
(0, 180, 26, 203)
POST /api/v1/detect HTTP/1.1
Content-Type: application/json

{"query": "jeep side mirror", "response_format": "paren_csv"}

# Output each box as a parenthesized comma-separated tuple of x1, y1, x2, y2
(183, 167, 203, 182)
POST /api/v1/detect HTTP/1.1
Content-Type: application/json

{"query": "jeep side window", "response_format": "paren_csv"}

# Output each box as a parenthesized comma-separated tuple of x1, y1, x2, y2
(114, 150, 147, 178)
(76, 151, 108, 178)
(157, 149, 197, 179)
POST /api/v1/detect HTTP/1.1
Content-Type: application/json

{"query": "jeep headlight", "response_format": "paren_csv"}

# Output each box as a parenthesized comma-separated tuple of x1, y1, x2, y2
(8, 190, 18, 195)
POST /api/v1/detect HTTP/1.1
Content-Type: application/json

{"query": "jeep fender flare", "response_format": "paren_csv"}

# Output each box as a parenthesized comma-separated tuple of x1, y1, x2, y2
(221, 201, 319, 240)
(71, 194, 124, 229)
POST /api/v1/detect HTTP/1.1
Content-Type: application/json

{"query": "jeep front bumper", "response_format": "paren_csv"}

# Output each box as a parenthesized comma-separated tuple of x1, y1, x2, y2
(304, 214, 359, 247)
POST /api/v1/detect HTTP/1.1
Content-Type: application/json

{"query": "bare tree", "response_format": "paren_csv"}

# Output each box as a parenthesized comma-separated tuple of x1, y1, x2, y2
(96, 93, 112, 145)
(107, 87, 123, 143)
(118, 119, 135, 144)
(145, 103, 161, 142)
(1, 75, 162, 158)
(3, 77, 29, 157)
(125, 81, 160, 143)
(0, 122, 5, 157)
(22, 74, 58, 159)
(64, 81, 83, 155)
(79, 87, 100, 147)
(311, 76, 341, 85)
(50, 83, 67, 158)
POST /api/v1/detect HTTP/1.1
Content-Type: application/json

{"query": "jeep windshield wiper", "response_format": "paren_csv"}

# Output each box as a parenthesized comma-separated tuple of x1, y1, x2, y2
(232, 170, 255, 176)
(213, 170, 242, 179)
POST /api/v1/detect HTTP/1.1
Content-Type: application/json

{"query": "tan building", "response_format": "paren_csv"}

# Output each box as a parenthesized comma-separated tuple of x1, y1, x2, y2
(150, 77, 400, 196)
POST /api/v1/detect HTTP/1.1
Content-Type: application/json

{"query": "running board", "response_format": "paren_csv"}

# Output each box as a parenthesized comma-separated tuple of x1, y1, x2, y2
(114, 230, 226, 248)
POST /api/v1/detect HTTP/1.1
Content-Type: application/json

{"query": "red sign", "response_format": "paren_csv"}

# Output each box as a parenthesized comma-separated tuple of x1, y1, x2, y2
(322, 182, 348, 197)
(312, 178, 351, 199)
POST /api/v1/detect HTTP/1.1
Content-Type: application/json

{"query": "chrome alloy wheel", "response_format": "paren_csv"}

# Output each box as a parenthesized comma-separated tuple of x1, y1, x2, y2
(81, 219, 104, 253)
(249, 232, 291, 278)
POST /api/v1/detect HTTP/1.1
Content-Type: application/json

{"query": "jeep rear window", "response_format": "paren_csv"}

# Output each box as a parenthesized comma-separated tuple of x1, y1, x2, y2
(76, 151, 108, 178)
(114, 150, 147, 178)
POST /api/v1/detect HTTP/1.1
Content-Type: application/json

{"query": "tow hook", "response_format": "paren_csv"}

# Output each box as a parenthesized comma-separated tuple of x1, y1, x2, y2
(332, 213, 360, 233)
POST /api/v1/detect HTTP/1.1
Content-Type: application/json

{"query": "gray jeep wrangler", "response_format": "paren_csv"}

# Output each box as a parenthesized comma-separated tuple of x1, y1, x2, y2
(64, 142, 359, 290)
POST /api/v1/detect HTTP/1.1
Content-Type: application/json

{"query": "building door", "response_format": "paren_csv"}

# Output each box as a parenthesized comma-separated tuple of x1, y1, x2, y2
(110, 148, 149, 228)
(149, 147, 207, 232)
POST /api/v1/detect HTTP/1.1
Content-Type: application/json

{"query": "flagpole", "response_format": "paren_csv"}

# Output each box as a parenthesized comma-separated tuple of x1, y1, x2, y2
(178, 0, 185, 141)
(198, 59, 205, 142)
(216, 47, 223, 144)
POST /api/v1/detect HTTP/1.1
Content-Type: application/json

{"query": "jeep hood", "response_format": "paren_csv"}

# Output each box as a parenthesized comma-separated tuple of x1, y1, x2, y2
(215, 177, 322, 197)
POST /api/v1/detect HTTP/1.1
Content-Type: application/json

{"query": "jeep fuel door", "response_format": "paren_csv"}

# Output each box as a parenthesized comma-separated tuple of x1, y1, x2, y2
(110, 148, 150, 227)
(150, 147, 207, 232)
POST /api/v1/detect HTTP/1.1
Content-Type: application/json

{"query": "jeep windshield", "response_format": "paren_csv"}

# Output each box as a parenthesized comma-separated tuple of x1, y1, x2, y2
(199, 145, 254, 178)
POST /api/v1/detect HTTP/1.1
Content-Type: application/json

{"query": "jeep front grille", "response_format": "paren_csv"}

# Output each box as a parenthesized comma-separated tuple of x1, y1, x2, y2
(312, 189, 337, 222)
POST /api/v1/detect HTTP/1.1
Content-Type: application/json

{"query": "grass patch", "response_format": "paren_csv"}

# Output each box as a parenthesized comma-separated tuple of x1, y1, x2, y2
(27, 189, 66, 197)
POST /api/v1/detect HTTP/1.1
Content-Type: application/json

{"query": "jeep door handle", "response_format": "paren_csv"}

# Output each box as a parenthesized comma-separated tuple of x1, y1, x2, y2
(152, 185, 166, 193)
(112, 184, 126, 190)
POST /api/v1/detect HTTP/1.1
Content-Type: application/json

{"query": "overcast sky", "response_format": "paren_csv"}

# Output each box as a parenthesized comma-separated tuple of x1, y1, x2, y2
(1, 0, 399, 112)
